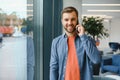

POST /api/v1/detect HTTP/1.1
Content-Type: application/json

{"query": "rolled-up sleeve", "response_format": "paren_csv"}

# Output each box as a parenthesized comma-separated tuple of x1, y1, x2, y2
(50, 39, 59, 80)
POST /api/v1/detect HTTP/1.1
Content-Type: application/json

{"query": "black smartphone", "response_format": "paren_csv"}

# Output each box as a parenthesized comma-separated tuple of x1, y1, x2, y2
(76, 20, 79, 33)
(77, 20, 79, 25)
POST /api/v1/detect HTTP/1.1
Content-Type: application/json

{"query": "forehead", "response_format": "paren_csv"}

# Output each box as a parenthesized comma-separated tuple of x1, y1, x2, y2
(62, 11, 77, 19)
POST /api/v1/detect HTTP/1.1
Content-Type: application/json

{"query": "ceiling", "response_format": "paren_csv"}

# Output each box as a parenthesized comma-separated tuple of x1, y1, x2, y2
(82, 0, 120, 19)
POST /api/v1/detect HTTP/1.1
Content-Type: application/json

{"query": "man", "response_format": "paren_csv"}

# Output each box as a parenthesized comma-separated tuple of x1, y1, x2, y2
(50, 6, 101, 80)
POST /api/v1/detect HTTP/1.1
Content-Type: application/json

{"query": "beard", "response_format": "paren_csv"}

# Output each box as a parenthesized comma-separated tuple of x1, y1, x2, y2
(64, 24, 76, 33)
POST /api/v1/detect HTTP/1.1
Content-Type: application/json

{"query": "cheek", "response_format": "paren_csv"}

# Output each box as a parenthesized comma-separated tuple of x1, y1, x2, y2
(64, 23, 69, 28)
(62, 21, 67, 27)
(73, 21, 77, 25)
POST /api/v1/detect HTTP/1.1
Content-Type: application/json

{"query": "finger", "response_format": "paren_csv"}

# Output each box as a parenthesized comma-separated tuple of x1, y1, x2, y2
(76, 24, 81, 30)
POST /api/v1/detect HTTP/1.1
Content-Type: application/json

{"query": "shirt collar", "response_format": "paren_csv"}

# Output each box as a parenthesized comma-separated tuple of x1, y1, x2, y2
(62, 33, 79, 39)
(62, 33, 67, 38)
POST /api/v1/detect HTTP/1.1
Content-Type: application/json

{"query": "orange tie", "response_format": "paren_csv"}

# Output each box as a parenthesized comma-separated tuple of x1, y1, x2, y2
(65, 36, 80, 80)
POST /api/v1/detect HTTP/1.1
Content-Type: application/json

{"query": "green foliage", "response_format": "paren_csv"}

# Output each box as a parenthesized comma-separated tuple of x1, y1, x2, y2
(82, 16, 109, 39)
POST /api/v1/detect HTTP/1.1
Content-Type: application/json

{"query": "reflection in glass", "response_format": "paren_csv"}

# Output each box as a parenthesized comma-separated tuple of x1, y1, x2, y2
(0, 0, 28, 36)
(0, 0, 34, 80)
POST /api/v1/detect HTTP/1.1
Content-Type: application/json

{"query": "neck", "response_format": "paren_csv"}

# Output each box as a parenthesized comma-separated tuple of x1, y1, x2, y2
(66, 31, 77, 37)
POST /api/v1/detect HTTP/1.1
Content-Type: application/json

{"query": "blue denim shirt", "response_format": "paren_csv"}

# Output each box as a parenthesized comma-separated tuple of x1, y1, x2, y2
(50, 34, 101, 80)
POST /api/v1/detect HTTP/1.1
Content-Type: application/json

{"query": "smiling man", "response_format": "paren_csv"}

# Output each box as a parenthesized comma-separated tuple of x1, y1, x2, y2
(50, 6, 101, 80)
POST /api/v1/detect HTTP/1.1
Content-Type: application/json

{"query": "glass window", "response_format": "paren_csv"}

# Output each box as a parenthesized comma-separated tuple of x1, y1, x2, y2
(0, 0, 33, 36)
(0, 0, 34, 80)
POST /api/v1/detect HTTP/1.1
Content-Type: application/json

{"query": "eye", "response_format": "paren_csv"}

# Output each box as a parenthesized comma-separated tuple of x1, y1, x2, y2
(64, 18, 68, 21)
(71, 18, 76, 21)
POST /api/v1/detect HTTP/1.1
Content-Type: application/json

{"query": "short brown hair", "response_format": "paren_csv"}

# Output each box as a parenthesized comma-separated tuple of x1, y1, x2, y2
(61, 6, 78, 18)
(61, 6, 79, 24)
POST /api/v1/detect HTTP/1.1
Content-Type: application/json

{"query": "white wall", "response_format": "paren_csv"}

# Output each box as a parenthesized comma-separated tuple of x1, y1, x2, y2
(110, 18, 120, 42)
(99, 18, 120, 50)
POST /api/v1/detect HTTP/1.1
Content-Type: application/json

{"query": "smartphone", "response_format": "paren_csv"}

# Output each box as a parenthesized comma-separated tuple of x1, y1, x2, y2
(76, 20, 79, 33)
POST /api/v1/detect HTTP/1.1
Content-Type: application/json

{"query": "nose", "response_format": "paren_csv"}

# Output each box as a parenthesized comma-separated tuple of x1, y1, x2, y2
(68, 20, 72, 25)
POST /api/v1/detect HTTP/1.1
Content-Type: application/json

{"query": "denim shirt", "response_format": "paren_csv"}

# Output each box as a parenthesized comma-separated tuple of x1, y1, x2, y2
(50, 34, 101, 80)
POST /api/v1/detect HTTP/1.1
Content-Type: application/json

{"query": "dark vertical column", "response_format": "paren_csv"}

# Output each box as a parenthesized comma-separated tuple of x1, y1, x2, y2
(33, 0, 62, 80)
(43, 0, 53, 80)
(43, 0, 63, 80)
(53, 0, 63, 38)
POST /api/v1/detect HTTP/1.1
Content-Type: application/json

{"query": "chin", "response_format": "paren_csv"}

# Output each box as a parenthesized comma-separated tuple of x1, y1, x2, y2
(67, 30, 76, 33)
(64, 27, 76, 33)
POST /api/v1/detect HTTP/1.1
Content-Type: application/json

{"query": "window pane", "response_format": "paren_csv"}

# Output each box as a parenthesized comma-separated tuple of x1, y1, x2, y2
(0, 0, 34, 80)
(0, 0, 34, 36)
